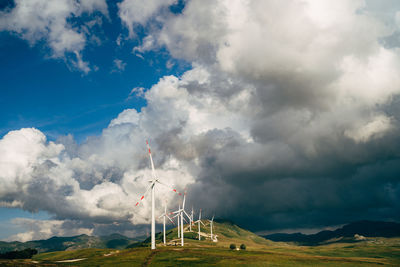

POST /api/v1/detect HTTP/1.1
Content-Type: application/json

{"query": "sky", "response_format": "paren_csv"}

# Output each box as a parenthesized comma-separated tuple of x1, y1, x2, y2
(1, 0, 400, 242)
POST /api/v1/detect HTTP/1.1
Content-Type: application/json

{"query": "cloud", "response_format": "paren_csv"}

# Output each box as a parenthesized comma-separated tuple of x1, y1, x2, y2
(118, 0, 177, 37)
(2, 0, 400, 240)
(117, 0, 400, 231)
(6, 218, 93, 242)
(0, 0, 108, 73)
(0, 128, 64, 197)
(111, 59, 127, 72)
(344, 115, 394, 143)
(0, 123, 195, 240)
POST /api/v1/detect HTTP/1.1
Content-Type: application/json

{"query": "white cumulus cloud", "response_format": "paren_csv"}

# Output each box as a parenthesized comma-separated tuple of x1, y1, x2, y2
(0, 0, 108, 73)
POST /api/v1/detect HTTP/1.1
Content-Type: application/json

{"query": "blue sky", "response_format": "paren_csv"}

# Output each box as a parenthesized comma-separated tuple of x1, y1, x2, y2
(1, 0, 400, 242)
(0, 0, 187, 142)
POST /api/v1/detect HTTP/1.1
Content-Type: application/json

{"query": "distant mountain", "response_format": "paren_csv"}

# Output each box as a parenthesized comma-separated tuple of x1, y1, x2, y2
(263, 220, 400, 245)
(0, 234, 141, 253)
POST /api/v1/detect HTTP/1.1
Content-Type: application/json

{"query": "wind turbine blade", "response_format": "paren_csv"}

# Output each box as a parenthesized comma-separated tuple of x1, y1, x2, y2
(183, 210, 191, 220)
(146, 140, 157, 180)
(182, 216, 188, 223)
(166, 215, 175, 224)
(134, 181, 154, 207)
(201, 221, 206, 226)
(158, 214, 165, 219)
(156, 180, 182, 196)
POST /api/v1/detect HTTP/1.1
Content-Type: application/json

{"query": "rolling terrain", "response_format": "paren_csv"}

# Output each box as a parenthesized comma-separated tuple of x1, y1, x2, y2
(0, 220, 399, 266)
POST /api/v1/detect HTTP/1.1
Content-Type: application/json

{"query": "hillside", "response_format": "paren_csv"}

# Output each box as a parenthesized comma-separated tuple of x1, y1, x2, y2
(0, 233, 140, 253)
(264, 220, 400, 245)
(133, 219, 273, 249)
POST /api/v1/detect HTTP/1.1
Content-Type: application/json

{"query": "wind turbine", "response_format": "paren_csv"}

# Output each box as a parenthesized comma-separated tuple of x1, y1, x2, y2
(172, 194, 191, 246)
(172, 204, 181, 238)
(172, 204, 188, 239)
(194, 209, 205, 240)
(134, 140, 180, 250)
(179, 189, 193, 231)
(158, 201, 174, 245)
(208, 215, 215, 241)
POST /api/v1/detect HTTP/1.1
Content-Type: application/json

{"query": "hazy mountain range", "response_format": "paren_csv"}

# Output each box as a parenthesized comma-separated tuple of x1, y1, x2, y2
(0, 233, 142, 254)
(264, 220, 400, 245)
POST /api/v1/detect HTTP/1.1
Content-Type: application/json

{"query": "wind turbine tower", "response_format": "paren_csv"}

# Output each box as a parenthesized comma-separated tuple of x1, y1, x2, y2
(208, 215, 215, 240)
(189, 207, 194, 231)
(159, 201, 174, 245)
(147, 140, 157, 249)
(195, 209, 205, 240)
(173, 193, 191, 246)
(135, 140, 180, 250)
(173, 204, 181, 238)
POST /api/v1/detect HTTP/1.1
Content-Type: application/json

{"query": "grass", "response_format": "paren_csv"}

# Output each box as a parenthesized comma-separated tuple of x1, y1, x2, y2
(23, 241, 400, 266)
(1, 222, 399, 266)
(0, 237, 391, 266)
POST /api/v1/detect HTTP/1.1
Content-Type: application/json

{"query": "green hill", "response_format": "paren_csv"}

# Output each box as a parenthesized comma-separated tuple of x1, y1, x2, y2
(132, 219, 273, 249)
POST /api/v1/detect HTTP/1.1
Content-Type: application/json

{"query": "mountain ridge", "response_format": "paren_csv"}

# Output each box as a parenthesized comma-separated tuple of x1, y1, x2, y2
(263, 220, 400, 245)
(0, 233, 141, 253)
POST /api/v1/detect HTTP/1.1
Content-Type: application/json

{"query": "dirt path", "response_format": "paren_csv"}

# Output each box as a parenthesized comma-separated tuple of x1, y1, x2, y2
(141, 250, 159, 267)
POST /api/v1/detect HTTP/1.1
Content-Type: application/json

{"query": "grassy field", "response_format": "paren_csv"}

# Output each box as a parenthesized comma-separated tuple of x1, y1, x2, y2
(1, 238, 398, 266)
(1, 221, 399, 266)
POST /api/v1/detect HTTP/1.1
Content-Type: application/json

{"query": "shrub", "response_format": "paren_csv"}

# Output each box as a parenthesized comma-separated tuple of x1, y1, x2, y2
(229, 243, 236, 250)
(240, 244, 246, 250)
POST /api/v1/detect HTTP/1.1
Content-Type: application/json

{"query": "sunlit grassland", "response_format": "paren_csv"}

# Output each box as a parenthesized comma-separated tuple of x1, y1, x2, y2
(1, 222, 399, 266)
(17, 237, 399, 266)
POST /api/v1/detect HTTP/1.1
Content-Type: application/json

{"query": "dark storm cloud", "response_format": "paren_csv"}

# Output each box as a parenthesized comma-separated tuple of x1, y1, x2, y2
(2, 0, 400, 241)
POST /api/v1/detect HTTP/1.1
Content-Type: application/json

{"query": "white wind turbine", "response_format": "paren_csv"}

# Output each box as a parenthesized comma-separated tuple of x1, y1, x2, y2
(134, 140, 180, 250)
(194, 209, 205, 240)
(172, 193, 191, 246)
(208, 215, 215, 241)
(158, 201, 174, 245)
(172, 204, 181, 238)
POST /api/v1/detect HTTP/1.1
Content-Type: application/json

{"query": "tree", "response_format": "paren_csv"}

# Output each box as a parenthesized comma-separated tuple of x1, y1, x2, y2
(229, 243, 236, 250)
(240, 244, 246, 250)
(0, 248, 38, 259)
